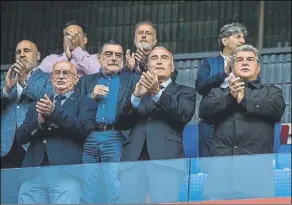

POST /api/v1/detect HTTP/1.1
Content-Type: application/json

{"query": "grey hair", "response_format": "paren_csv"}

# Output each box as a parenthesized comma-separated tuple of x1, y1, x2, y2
(147, 46, 175, 70)
(218, 22, 248, 51)
(231, 44, 262, 67)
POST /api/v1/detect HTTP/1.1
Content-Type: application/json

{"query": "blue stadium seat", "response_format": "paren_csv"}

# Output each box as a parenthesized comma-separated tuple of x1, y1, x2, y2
(279, 145, 292, 153)
(274, 123, 281, 153)
(273, 169, 291, 197)
(183, 124, 199, 158)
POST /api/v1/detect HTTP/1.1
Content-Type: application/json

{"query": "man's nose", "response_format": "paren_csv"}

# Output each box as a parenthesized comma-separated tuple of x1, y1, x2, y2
(20, 50, 25, 57)
(239, 37, 245, 45)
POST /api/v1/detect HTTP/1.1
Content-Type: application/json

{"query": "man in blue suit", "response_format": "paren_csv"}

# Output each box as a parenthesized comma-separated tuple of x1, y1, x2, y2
(195, 23, 248, 157)
(15, 61, 98, 204)
(76, 39, 139, 204)
(1, 40, 54, 169)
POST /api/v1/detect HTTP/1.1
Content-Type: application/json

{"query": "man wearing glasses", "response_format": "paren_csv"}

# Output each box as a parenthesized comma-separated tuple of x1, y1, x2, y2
(76, 39, 139, 204)
(15, 61, 98, 204)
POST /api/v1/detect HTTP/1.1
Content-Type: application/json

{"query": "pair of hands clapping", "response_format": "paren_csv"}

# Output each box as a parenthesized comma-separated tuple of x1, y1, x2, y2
(133, 70, 160, 98)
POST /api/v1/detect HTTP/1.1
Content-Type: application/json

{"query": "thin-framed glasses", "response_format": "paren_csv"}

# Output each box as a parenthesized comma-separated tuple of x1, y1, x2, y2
(52, 70, 76, 78)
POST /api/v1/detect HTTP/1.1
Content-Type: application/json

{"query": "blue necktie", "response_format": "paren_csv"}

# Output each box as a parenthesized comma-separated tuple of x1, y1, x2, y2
(55, 95, 66, 107)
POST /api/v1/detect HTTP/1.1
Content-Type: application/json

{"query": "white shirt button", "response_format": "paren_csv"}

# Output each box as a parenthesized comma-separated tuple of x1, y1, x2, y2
(17, 106, 20, 109)
(43, 140, 47, 144)
(234, 146, 238, 148)
(102, 118, 105, 120)
(256, 105, 259, 108)
(103, 105, 105, 108)
(235, 120, 239, 123)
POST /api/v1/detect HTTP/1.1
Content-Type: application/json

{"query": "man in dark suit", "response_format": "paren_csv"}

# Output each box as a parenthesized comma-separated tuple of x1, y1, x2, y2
(15, 61, 98, 204)
(76, 39, 139, 204)
(118, 46, 196, 203)
(195, 22, 248, 157)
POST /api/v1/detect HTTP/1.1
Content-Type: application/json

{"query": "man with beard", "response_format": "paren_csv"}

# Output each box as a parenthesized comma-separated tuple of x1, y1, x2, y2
(126, 21, 178, 81)
(195, 22, 248, 157)
(39, 20, 100, 77)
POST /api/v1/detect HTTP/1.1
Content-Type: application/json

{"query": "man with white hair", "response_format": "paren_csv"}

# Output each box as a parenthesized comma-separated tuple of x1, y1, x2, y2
(195, 22, 248, 157)
(199, 44, 285, 156)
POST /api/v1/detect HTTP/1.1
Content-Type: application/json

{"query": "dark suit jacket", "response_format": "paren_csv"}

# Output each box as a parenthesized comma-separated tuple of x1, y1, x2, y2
(15, 93, 98, 167)
(195, 55, 225, 96)
(75, 70, 140, 131)
(121, 81, 197, 161)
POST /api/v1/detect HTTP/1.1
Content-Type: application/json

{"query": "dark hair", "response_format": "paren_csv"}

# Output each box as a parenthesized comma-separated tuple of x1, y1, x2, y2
(135, 21, 157, 31)
(63, 20, 87, 35)
(98, 39, 123, 54)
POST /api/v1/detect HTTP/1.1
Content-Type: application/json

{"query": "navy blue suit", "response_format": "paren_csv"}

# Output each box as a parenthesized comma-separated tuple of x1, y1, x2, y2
(195, 55, 227, 157)
(16, 93, 98, 168)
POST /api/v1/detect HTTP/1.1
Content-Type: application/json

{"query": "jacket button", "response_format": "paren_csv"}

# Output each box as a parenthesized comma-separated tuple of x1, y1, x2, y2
(234, 146, 237, 148)
(235, 120, 239, 123)
(17, 106, 20, 109)
(43, 140, 47, 144)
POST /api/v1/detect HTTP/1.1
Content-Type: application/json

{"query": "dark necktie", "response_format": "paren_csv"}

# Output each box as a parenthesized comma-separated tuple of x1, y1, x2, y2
(55, 95, 66, 107)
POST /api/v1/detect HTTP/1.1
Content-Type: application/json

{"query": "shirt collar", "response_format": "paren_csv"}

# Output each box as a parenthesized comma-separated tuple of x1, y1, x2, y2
(245, 78, 262, 89)
(54, 90, 74, 101)
(220, 52, 231, 61)
(160, 78, 172, 88)
(27, 67, 39, 78)
(99, 69, 121, 79)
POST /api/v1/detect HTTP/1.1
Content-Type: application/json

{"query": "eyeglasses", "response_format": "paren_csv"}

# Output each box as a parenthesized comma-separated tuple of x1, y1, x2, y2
(52, 70, 76, 78)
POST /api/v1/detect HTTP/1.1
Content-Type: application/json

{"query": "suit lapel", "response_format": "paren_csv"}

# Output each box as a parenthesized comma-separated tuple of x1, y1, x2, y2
(218, 55, 225, 71)
(118, 72, 130, 103)
(61, 92, 78, 109)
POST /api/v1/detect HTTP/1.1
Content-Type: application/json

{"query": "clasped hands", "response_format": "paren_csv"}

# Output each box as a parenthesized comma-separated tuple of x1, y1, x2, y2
(133, 70, 160, 98)
(228, 73, 245, 104)
(36, 94, 54, 124)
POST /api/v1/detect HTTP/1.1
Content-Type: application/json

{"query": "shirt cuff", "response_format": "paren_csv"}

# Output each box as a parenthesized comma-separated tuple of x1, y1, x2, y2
(71, 47, 86, 61)
(151, 89, 163, 103)
(131, 94, 141, 108)
(2, 87, 11, 97)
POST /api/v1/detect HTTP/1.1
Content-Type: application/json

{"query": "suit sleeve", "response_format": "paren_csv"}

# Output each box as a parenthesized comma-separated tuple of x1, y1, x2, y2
(199, 89, 236, 121)
(16, 102, 46, 145)
(156, 86, 197, 124)
(195, 59, 227, 96)
(21, 73, 54, 101)
(239, 86, 286, 122)
(46, 96, 98, 141)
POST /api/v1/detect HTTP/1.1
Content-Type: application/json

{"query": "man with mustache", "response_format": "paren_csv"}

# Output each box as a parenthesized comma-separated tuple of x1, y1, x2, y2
(39, 20, 100, 77)
(195, 22, 248, 157)
(199, 45, 285, 156)
(15, 61, 98, 204)
(118, 46, 196, 203)
(76, 39, 139, 204)
(1, 40, 54, 169)
(126, 21, 178, 81)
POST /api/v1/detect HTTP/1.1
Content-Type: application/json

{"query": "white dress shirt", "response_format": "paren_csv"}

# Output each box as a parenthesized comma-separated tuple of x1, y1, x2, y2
(131, 78, 172, 108)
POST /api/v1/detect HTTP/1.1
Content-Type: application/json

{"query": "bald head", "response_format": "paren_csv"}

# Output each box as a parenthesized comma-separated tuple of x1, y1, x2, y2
(51, 61, 78, 94)
(16, 40, 40, 72)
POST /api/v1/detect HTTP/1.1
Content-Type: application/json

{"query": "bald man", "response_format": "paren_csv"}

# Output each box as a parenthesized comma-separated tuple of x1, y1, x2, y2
(15, 61, 98, 204)
(1, 40, 54, 169)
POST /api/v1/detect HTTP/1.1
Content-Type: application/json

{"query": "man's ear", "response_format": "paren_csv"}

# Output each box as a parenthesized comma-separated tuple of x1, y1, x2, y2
(83, 36, 88, 45)
(222, 37, 228, 46)
(37, 51, 41, 61)
(256, 65, 261, 75)
(97, 53, 101, 63)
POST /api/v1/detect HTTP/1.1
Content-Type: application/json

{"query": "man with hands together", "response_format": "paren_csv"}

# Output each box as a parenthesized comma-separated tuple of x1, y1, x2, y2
(15, 61, 98, 204)
(118, 46, 196, 203)
(39, 20, 100, 77)
(199, 45, 285, 156)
